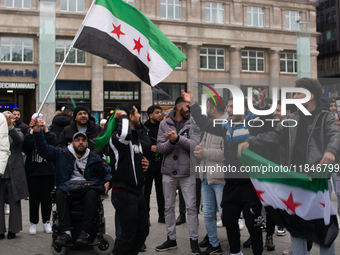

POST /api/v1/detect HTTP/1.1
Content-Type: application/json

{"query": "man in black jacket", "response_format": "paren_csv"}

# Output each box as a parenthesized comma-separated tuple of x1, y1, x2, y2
(58, 106, 101, 150)
(109, 103, 151, 255)
(12, 108, 29, 135)
(49, 105, 73, 139)
(144, 105, 165, 224)
(239, 78, 340, 255)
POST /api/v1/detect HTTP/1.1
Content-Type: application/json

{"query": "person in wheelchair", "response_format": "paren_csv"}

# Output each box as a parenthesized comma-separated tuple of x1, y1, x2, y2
(31, 117, 110, 247)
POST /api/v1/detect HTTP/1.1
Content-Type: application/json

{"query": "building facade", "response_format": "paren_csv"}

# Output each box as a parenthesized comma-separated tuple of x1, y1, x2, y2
(0, 0, 318, 124)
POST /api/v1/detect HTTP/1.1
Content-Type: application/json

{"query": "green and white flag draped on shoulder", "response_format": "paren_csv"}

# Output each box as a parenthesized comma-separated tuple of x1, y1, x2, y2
(73, 0, 186, 86)
(238, 149, 338, 248)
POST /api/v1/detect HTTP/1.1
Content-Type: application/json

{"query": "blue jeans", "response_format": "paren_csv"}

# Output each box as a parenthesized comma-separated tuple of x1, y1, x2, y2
(201, 178, 224, 247)
(291, 236, 335, 255)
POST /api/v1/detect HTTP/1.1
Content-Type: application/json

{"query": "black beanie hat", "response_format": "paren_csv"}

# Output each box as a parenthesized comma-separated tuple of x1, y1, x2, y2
(73, 106, 89, 120)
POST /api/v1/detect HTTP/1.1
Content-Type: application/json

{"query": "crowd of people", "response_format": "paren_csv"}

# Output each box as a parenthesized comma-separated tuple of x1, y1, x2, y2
(0, 77, 339, 255)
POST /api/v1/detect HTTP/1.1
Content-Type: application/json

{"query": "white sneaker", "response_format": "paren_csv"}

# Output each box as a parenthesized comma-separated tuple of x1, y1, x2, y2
(5, 204, 9, 215)
(29, 223, 37, 235)
(282, 245, 293, 255)
(238, 218, 244, 230)
(43, 221, 52, 234)
(277, 227, 286, 236)
(216, 220, 223, 228)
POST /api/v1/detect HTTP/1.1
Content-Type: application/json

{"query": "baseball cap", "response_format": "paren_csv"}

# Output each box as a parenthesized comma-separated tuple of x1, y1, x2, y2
(72, 132, 87, 141)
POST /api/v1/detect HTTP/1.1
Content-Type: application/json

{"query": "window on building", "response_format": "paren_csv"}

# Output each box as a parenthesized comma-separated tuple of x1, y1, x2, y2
(60, 0, 84, 12)
(123, 0, 134, 6)
(285, 11, 300, 30)
(5, 0, 30, 8)
(205, 2, 224, 23)
(153, 83, 186, 101)
(326, 30, 331, 40)
(55, 40, 86, 64)
(280, 53, 297, 73)
(247, 6, 264, 27)
(200, 48, 224, 70)
(161, 0, 181, 20)
(0, 37, 33, 62)
(241, 51, 264, 72)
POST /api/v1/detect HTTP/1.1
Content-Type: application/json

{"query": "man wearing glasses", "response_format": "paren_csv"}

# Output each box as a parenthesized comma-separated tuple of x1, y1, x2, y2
(31, 118, 110, 247)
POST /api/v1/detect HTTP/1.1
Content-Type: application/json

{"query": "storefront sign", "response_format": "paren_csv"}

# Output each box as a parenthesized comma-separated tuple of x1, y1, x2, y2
(153, 100, 176, 106)
(0, 83, 35, 89)
(0, 68, 37, 78)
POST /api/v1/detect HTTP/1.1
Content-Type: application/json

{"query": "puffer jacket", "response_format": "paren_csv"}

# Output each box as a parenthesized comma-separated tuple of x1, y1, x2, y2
(49, 113, 73, 139)
(33, 130, 110, 194)
(57, 117, 101, 150)
(0, 114, 10, 175)
(199, 113, 228, 185)
(247, 100, 340, 177)
(157, 108, 200, 178)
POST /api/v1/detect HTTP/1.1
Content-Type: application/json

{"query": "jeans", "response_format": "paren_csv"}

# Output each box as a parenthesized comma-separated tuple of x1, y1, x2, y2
(112, 191, 149, 255)
(291, 236, 335, 255)
(201, 178, 224, 247)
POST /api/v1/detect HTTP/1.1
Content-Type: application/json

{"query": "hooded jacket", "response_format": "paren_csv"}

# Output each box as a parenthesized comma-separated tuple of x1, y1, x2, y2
(33, 130, 110, 194)
(157, 108, 200, 178)
(0, 114, 10, 175)
(49, 113, 73, 139)
(247, 99, 340, 177)
(57, 117, 101, 150)
(109, 116, 151, 194)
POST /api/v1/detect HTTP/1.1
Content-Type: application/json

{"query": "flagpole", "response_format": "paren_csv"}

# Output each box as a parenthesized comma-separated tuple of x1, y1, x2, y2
(37, 0, 97, 116)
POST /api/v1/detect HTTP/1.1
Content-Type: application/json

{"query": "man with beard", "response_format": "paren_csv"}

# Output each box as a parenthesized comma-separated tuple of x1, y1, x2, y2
(144, 105, 165, 224)
(182, 90, 264, 255)
(58, 106, 101, 150)
(109, 103, 150, 255)
(155, 97, 201, 254)
(12, 108, 29, 136)
(32, 119, 110, 247)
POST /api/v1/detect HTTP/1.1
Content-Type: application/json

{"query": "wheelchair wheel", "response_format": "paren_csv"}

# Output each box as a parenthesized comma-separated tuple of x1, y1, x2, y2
(93, 234, 114, 255)
(51, 242, 69, 255)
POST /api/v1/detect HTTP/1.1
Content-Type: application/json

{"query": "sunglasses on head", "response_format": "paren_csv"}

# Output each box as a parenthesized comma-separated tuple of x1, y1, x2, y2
(74, 138, 86, 142)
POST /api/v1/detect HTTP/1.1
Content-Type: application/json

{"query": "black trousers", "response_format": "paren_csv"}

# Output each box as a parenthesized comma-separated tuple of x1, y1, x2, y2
(179, 178, 201, 214)
(56, 189, 99, 234)
(144, 169, 165, 218)
(265, 207, 275, 236)
(112, 191, 149, 255)
(27, 175, 54, 224)
(222, 183, 263, 255)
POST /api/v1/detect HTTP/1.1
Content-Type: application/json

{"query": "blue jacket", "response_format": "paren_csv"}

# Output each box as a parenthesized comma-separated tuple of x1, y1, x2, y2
(33, 130, 111, 194)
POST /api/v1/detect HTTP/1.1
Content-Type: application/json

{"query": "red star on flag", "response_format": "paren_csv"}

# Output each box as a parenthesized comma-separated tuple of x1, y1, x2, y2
(254, 188, 265, 202)
(280, 192, 302, 214)
(147, 53, 151, 62)
(320, 203, 325, 208)
(111, 23, 125, 40)
(133, 37, 143, 54)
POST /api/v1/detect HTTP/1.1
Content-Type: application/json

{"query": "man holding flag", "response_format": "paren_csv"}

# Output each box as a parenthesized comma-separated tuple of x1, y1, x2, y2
(238, 78, 340, 254)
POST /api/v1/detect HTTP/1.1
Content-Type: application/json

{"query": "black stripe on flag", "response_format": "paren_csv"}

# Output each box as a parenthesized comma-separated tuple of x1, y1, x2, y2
(74, 26, 151, 85)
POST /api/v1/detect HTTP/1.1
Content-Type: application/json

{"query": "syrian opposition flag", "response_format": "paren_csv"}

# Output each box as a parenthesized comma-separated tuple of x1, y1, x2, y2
(73, 0, 186, 86)
(238, 149, 338, 247)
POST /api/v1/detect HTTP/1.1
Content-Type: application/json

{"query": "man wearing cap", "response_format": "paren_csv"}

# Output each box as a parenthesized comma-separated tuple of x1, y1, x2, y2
(58, 106, 101, 150)
(32, 117, 111, 247)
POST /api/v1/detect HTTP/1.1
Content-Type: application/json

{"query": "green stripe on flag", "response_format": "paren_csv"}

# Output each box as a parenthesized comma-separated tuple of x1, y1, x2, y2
(95, 0, 186, 69)
(94, 109, 119, 148)
(238, 148, 330, 193)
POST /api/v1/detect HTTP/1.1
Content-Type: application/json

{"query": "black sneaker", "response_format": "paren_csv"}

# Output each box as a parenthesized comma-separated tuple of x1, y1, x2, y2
(156, 236, 177, 252)
(158, 216, 166, 224)
(176, 213, 186, 225)
(265, 235, 275, 251)
(199, 234, 209, 248)
(140, 243, 147, 252)
(75, 231, 90, 246)
(200, 244, 223, 255)
(54, 232, 72, 246)
(243, 237, 251, 248)
(190, 238, 201, 255)
(7, 231, 16, 240)
(0, 234, 4, 240)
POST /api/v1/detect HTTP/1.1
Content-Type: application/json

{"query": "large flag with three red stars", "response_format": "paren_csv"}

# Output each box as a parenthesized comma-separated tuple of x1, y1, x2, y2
(73, 0, 186, 86)
(238, 149, 338, 247)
